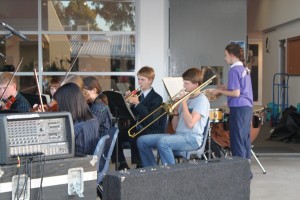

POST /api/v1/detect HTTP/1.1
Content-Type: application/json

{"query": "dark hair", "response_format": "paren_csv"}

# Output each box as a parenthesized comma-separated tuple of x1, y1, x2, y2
(83, 76, 108, 105)
(53, 82, 94, 122)
(182, 68, 204, 85)
(83, 76, 102, 94)
(225, 43, 246, 67)
(49, 76, 61, 87)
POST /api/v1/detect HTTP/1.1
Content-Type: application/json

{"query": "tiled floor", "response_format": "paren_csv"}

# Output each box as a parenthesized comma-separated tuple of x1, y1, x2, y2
(250, 122, 300, 200)
(250, 155, 300, 200)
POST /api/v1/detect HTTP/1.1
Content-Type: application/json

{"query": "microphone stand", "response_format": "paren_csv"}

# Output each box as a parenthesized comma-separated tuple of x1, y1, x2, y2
(0, 33, 13, 44)
(0, 21, 28, 41)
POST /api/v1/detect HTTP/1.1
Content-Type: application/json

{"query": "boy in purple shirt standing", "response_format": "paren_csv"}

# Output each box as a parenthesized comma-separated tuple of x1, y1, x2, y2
(211, 43, 253, 162)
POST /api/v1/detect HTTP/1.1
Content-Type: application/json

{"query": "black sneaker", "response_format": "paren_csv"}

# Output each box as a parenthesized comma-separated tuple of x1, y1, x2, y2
(118, 163, 130, 170)
(136, 163, 143, 169)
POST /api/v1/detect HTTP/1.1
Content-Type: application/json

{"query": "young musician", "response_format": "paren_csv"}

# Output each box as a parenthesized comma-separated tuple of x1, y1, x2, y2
(0, 72, 31, 112)
(137, 68, 210, 167)
(83, 76, 113, 137)
(211, 43, 253, 161)
(54, 82, 100, 156)
(49, 76, 61, 101)
(116, 66, 164, 169)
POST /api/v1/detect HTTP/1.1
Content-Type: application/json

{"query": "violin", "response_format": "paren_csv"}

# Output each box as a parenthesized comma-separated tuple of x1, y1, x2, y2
(31, 100, 58, 112)
(0, 96, 17, 110)
(45, 100, 58, 111)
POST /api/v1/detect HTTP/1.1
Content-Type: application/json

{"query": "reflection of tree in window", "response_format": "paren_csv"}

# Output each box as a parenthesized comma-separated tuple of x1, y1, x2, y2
(52, 1, 135, 31)
(53, 0, 100, 31)
(93, 1, 135, 31)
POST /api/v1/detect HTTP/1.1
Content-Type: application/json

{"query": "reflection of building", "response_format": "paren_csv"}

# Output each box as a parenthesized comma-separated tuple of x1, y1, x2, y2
(69, 34, 135, 90)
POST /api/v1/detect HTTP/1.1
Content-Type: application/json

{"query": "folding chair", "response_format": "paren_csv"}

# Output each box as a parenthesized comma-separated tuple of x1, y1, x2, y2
(97, 127, 119, 184)
(173, 118, 210, 161)
(92, 134, 110, 169)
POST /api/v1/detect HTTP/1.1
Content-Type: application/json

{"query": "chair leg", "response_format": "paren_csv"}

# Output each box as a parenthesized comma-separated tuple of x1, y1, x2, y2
(251, 149, 266, 174)
(156, 152, 160, 165)
(202, 154, 208, 161)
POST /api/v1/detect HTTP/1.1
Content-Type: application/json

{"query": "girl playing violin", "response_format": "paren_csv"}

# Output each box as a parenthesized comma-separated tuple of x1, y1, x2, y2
(0, 72, 31, 112)
(83, 76, 113, 138)
(49, 76, 61, 101)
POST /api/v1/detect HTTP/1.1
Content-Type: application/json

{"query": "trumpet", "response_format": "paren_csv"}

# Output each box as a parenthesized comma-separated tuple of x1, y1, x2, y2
(125, 86, 142, 102)
(128, 75, 216, 138)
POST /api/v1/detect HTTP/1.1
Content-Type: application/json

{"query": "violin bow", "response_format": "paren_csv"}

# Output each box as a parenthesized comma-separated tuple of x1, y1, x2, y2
(33, 68, 45, 112)
(60, 43, 84, 86)
(0, 57, 23, 102)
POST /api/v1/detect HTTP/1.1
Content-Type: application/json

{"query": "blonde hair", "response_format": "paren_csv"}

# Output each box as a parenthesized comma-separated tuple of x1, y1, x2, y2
(137, 66, 155, 80)
(63, 75, 84, 90)
(0, 72, 17, 85)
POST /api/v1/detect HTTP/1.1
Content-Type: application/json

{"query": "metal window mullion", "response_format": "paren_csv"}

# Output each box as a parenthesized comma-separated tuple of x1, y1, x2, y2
(40, 31, 135, 35)
(38, 0, 43, 92)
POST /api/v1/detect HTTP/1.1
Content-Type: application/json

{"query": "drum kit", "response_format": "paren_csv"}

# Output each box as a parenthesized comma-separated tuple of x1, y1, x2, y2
(206, 105, 267, 173)
(210, 105, 265, 148)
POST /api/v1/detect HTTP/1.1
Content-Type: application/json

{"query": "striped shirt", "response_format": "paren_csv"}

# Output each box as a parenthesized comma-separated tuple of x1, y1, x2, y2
(74, 118, 100, 156)
(10, 92, 31, 112)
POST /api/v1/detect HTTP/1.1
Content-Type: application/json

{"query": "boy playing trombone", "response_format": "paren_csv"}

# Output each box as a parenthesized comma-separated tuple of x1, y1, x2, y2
(137, 68, 210, 167)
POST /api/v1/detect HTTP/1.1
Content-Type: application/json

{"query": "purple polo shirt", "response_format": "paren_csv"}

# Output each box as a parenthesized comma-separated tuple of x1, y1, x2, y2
(227, 61, 253, 107)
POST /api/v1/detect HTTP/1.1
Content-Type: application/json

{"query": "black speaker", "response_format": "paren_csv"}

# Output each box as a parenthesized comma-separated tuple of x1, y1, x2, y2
(103, 157, 250, 200)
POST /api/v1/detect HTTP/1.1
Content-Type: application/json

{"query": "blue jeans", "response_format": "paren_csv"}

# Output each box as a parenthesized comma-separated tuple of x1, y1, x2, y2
(229, 106, 253, 159)
(137, 133, 200, 167)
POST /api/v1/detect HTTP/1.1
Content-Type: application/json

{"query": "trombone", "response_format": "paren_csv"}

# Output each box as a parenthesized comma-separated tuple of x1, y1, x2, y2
(128, 75, 216, 138)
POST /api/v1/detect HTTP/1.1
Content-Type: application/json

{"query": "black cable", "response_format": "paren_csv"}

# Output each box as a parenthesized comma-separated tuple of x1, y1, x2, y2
(29, 157, 33, 200)
(37, 154, 42, 200)
(41, 154, 45, 199)
(21, 157, 29, 200)
(14, 156, 21, 200)
(37, 154, 45, 200)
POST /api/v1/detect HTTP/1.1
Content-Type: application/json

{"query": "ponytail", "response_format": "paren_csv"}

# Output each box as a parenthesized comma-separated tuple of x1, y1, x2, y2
(225, 43, 250, 74)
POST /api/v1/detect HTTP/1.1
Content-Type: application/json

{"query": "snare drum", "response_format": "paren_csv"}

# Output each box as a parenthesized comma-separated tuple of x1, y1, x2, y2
(211, 105, 265, 148)
(209, 108, 224, 123)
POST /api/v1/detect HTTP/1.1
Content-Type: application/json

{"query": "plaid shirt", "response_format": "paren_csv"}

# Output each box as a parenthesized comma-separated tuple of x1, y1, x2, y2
(90, 101, 112, 138)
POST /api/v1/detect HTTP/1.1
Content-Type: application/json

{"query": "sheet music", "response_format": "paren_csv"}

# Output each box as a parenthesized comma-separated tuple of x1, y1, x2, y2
(117, 83, 130, 94)
(162, 77, 183, 98)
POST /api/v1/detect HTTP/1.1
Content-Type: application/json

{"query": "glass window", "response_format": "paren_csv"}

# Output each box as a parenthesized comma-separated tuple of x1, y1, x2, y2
(0, 0, 136, 96)
(18, 76, 38, 94)
(43, 75, 135, 97)
(0, 35, 38, 72)
(0, 0, 38, 31)
(44, 0, 135, 31)
(43, 34, 135, 72)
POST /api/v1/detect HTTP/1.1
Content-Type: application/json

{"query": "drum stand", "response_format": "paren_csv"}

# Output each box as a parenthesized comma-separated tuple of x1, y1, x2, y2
(223, 146, 266, 174)
(207, 123, 217, 160)
(251, 146, 266, 174)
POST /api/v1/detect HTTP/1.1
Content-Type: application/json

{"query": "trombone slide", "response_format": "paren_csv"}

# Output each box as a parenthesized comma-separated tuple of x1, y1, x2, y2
(128, 75, 216, 138)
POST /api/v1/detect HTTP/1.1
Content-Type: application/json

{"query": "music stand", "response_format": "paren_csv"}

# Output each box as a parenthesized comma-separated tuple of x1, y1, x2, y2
(102, 90, 135, 170)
